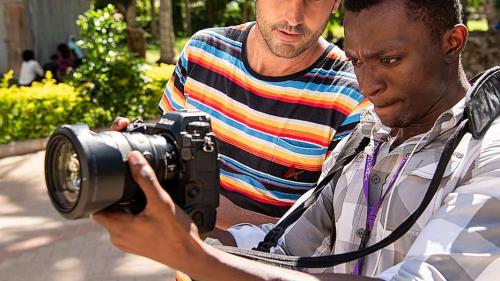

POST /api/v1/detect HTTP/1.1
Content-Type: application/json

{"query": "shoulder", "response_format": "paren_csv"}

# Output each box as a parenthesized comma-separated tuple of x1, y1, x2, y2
(472, 116, 500, 167)
(187, 24, 249, 49)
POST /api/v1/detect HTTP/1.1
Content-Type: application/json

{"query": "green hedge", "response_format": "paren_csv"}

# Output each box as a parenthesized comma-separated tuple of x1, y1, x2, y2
(0, 64, 174, 144)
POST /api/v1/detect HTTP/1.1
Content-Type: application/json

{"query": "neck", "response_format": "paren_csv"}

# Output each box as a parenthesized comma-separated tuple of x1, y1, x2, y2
(246, 25, 328, 77)
(391, 66, 470, 148)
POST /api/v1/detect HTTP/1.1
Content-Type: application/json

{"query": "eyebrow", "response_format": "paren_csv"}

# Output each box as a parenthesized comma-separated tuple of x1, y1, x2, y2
(345, 42, 406, 59)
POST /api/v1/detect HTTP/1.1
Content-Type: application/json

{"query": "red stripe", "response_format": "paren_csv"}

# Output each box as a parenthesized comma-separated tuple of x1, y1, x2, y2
(221, 180, 294, 207)
(186, 87, 330, 147)
(188, 54, 353, 115)
(213, 125, 322, 171)
(161, 92, 176, 112)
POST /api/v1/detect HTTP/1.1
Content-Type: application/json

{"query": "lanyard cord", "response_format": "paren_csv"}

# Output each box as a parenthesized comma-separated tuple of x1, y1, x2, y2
(353, 142, 411, 275)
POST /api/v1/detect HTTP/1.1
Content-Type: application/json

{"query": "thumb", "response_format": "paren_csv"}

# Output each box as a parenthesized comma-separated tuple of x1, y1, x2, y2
(128, 151, 173, 209)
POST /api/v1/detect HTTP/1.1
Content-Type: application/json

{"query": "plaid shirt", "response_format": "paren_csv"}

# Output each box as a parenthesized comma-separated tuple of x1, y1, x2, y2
(228, 98, 500, 280)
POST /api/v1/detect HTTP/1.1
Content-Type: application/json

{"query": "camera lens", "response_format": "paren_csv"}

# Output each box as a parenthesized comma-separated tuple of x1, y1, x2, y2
(45, 124, 172, 219)
(50, 136, 81, 210)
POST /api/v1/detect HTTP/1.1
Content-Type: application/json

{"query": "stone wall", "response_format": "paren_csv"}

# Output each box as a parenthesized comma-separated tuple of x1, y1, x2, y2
(462, 31, 500, 78)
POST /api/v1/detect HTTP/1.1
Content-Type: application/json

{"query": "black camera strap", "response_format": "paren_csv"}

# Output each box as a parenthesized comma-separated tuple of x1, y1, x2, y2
(216, 66, 500, 269)
(254, 126, 370, 253)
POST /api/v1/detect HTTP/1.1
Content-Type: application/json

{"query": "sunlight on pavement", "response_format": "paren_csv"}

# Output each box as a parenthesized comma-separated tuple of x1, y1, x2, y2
(113, 255, 170, 275)
(6, 235, 56, 252)
(50, 257, 84, 281)
(0, 195, 23, 214)
(0, 217, 62, 229)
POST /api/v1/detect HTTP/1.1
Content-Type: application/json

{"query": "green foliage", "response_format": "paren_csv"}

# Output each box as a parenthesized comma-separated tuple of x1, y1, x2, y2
(0, 64, 174, 144)
(70, 4, 150, 117)
(0, 70, 14, 88)
(0, 74, 111, 144)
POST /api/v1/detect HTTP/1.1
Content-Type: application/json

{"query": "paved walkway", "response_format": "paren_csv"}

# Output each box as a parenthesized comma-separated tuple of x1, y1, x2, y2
(0, 151, 175, 281)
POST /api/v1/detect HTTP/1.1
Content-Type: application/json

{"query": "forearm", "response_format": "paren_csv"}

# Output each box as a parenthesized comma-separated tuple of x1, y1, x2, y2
(201, 227, 236, 246)
(186, 241, 317, 281)
(178, 240, 381, 281)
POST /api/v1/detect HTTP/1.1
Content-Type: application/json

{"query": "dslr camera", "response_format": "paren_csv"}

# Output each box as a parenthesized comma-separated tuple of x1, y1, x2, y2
(44, 110, 219, 233)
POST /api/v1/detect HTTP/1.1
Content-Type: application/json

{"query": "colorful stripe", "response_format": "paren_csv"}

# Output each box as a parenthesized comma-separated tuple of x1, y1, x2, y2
(159, 24, 364, 216)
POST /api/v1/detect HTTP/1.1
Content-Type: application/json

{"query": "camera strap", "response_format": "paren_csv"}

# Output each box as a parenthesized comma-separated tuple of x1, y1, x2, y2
(216, 66, 500, 269)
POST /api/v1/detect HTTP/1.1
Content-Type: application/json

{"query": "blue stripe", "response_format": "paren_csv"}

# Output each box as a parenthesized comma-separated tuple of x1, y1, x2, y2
(220, 155, 315, 190)
(164, 88, 184, 111)
(189, 42, 363, 97)
(341, 112, 361, 126)
(173, 66, 186, 85)
(186, 98, 328, 156)
(179, 49, 189, 72)
(203, 30, 243, 49)
(314, 68, 357, 80)
(333, 130, 353, 141)
(221, 169, 302, 201)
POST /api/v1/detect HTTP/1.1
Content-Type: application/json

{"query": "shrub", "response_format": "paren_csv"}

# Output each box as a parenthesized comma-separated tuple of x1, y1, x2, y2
(0, 73, 111, 144)
(69, 4, 148, 117)
(0, 65, 173, 144)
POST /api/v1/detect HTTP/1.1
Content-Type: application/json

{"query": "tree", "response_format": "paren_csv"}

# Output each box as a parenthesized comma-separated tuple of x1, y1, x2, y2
(159, 0, 176, 64)
(150, 0, 159, 40)
(184, 0, 192, 36)
(242, 0, 251, 22)
(484, 0, 499, 31)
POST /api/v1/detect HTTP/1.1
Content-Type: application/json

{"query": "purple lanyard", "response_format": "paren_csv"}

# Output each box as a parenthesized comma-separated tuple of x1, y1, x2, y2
(353, 142, 410, 275)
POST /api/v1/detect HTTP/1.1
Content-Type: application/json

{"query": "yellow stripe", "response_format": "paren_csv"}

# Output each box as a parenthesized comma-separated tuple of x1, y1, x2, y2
(188, 48, 359, 109)
(186, 80, 332, 143)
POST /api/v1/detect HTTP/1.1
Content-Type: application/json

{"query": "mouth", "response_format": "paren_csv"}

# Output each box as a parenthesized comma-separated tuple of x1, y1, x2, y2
(275, 29, 302, 42)
(370, 98, 401, 110)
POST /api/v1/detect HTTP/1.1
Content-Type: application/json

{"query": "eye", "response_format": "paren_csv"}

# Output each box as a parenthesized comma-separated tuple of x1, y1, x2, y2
(380, 57, 399, 65)
(349, 58, 362, 66)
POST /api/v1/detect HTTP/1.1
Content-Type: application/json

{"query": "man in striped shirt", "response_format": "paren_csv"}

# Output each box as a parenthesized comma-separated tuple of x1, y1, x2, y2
(159, 0, 366, 228)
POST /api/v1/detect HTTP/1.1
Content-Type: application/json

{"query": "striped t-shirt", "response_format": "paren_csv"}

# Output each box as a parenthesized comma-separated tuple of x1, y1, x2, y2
(159, 22, 366, 217)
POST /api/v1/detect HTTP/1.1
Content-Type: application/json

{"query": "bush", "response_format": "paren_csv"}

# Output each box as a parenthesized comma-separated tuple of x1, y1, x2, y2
(69, 4, 148, 117)
(0, 5, 176, 144)
(0, 65, 173, 144)
(0, 73, 111, 144)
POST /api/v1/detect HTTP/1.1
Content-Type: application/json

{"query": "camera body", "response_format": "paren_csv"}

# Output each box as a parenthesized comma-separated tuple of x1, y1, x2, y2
(138, 111, 220, 231)
(45, 110, 220, 233)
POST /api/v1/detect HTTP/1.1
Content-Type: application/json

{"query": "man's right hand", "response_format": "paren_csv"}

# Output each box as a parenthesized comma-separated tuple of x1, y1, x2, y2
(111, 117, 130, 131)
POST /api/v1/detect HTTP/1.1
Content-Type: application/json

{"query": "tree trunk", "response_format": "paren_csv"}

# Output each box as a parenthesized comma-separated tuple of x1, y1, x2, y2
(484, 0, 499, 31)
(159, 0, 176, 64)
(206, 0, 214, 27)
(184, 0, 192, 36)
(242, 0, 250, 22)
(125, 0, 137, 28)
(150, 0, 159, 40)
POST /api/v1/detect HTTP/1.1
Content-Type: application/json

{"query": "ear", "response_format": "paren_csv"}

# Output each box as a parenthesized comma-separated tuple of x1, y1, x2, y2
(332, 0, 341, 13)
(442, 24, 468, 64)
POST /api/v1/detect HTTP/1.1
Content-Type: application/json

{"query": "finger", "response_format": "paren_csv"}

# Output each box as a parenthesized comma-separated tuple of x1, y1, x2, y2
(111, 117, 130, 131)
(128, 151, 173, 208)
(92, 210, 132, 229)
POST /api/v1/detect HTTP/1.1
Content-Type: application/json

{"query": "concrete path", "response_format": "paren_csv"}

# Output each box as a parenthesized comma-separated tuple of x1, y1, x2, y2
(0, 151, 175, 281)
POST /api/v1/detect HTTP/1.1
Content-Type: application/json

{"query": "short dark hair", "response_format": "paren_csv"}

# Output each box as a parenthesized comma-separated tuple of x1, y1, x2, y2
(22, 50, 35, 62)
(343, 0, 463, 39)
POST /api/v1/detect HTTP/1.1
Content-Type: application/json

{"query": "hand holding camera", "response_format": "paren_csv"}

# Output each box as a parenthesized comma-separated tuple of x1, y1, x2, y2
(92, 150, 204, 270)
(44, 110, 220, 233)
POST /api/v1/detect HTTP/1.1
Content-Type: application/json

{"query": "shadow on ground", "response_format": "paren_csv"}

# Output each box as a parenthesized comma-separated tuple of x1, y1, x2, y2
(0, 151, 175, 281)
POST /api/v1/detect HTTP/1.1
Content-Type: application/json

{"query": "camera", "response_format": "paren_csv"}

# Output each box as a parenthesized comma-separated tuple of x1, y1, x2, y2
(44, 110, 220, 233)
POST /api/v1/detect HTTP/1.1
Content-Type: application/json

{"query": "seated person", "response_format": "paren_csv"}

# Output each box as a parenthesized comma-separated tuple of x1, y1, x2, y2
(18, 50, 44, 86)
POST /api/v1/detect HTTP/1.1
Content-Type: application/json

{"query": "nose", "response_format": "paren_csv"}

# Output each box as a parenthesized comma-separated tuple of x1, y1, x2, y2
(283, 0, 305, 27)
(356, 65, 385, 98)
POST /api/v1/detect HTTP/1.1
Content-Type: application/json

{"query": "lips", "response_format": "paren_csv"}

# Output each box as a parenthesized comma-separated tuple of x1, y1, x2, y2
(371, 98, 400, 109)
(275, 29, 302, 42)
